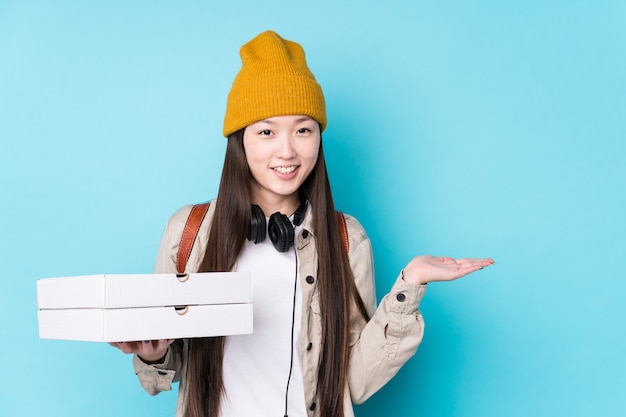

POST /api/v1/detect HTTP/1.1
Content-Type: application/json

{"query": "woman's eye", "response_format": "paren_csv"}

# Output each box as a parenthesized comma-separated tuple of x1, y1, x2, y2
(259, 129, 273, 136)
(297, 127, 311, 134)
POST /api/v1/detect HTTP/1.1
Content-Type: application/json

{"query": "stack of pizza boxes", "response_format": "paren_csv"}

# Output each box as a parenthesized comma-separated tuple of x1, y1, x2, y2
(37, 272, 253, 342)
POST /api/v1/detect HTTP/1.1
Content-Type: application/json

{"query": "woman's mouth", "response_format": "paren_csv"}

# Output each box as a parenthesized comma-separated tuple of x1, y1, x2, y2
(273, 166, 298, 174)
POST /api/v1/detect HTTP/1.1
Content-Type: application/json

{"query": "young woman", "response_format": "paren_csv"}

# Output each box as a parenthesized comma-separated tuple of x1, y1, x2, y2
(112, 30, 494, 417)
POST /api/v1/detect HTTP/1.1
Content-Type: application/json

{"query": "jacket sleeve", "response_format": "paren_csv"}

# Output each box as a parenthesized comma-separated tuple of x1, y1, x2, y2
(133, 339, 185, 395)
(132, 206, 194, 395)
(344, 215, 426, 404)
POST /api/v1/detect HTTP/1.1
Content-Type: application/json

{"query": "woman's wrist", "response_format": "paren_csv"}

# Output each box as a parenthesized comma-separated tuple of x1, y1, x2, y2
(401, 268, 427, 286)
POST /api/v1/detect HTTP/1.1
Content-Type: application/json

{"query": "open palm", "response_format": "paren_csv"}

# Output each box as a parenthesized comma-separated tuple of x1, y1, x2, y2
(402, 255, 495, 285)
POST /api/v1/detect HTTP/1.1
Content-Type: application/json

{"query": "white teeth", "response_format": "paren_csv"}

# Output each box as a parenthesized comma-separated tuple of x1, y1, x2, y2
(274, 166, 296, 174)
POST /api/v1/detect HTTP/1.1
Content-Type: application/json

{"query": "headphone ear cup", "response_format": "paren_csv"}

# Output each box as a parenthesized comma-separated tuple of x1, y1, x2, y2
(249, 205, 267, 243)
(268, 212, 294, 252)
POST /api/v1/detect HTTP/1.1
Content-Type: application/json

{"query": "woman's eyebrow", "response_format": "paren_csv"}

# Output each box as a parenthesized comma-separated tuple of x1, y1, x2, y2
(254, 117, 313, 125)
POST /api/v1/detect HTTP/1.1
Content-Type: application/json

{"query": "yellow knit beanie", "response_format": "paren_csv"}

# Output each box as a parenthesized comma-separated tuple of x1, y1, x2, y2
(222, 31, 327, 137)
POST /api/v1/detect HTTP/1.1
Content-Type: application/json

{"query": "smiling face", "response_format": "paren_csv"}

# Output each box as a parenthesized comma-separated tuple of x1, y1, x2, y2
(243, 115, 321, 215)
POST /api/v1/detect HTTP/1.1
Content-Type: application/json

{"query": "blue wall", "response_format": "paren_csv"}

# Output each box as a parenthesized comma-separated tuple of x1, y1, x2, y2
(1, 1, 625, 416)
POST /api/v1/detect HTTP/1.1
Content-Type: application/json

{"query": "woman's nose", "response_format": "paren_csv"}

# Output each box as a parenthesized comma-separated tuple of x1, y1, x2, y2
(276, 135, 296, 158)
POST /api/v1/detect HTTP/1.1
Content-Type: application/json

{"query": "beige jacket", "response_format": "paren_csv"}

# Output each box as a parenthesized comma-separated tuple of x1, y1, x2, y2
(133, 202, 426, 417)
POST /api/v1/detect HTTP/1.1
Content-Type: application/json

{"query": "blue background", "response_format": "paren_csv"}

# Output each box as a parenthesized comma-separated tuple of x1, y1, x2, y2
(1, 1, 625, 416)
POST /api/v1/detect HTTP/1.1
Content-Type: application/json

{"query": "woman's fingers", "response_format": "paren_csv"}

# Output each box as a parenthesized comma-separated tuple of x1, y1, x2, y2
(109, 339, 174, 356)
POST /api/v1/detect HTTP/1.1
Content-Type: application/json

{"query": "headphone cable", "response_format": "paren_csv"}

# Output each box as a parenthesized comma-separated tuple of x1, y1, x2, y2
(283, 244, 299, 417)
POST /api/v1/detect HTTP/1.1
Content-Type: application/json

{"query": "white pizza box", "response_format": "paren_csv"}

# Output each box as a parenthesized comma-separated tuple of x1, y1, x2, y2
(38, 303, 253, 342)
(37, 272, 253, 342)
(37, 272, 252, 309)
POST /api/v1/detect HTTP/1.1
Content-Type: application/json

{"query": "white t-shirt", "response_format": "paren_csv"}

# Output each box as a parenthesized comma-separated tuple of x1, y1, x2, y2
(219, 221, 307, 417)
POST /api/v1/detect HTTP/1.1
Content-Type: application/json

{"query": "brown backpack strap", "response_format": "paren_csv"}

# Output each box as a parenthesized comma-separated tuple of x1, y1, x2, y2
(176, 202, 210, 274)
(337, 211, 349, 256)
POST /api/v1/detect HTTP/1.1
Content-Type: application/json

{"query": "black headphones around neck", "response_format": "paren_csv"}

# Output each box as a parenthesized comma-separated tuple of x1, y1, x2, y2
(248, 201, 307, 253)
